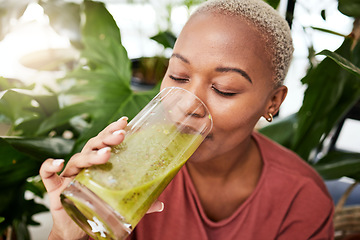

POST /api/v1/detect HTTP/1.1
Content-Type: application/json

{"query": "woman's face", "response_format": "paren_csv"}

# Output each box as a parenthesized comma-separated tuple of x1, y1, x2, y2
(161, 12, 286, 163)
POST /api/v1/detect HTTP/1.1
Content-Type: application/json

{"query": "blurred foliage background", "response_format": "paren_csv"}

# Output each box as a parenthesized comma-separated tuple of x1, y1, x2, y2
(0, 0, 359, 239)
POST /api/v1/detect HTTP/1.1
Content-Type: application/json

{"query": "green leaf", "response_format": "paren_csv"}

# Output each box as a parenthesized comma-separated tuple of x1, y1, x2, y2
(0, 89, 60, 136)
(82, 1, 121, 44)
(37, 98, 127, 135)
(292, 38, 360, 160)
(317, 49, 360, 78)
(34, 0, 160, 157)
(310, 27, 347, 38)
(12, 217, 31, 240)
(0, 138, 41, 188)
(0, 185, 48, 234)
(45, 0, 159, 152)
(0, 217, 4, 223)
(263, 0, 281, 9)
(61, 69, 130, 97)
(23, 199, 49, 226)
(150, 31, 177, 49)
(0, 77, 30, 91)
(0, 187, 17, 215)
(40, 0, 82, 48)
(25, 180, 46, 199)
(3, 136, 74, 160)
(0, 151, 48, 232)
(0, 89, 39, 130)
(81, 37, 132, 85)
(313, 151, 360, 180)
(338, 0, 360, 17)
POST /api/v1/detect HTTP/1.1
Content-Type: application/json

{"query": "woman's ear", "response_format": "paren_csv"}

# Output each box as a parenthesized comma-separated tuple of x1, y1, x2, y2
(263, 85, 288, 121)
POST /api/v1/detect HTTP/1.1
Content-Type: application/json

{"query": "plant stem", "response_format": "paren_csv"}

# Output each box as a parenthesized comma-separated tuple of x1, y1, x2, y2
(351, 18, 360, 50)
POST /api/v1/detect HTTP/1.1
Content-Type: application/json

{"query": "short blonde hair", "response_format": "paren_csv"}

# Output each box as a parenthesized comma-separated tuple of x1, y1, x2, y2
(193, 0, 294, 86)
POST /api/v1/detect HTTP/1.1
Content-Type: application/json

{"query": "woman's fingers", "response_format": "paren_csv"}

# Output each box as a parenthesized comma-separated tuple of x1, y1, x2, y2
(40, 158, 65, 193)
(61, 117, 129, 178)
(61, 147, 112, 177)
(40, 160, 88, 239)
(81, 117, 128, 153)
(147, 201, 164, 213)
(40, 159, 73, 211)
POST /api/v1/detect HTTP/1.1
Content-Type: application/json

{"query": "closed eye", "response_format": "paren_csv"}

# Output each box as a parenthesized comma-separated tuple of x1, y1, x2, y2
(211, 85, 237, 97)
(169, 75, 189, 82)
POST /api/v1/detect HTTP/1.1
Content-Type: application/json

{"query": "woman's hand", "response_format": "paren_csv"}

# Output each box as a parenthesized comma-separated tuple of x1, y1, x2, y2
(40, 117, 164, 240)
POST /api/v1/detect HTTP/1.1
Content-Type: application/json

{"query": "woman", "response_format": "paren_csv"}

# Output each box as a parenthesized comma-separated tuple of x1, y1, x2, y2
(40, 0, 334, 239)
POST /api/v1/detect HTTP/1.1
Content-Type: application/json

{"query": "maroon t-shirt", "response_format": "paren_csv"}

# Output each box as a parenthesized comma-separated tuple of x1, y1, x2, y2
(128, 132, 334, 240)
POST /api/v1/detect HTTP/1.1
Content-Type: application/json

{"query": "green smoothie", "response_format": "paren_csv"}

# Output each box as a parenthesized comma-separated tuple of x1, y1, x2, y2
(72, 124, 202, 230)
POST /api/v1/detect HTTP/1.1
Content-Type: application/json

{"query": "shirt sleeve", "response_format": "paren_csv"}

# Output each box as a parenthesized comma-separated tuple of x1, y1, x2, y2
(277, 180, 334, 240)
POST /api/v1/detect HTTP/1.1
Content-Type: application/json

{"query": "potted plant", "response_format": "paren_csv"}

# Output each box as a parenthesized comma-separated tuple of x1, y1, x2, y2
(0, 1, 158, 239)
(259, 1, 360, 238)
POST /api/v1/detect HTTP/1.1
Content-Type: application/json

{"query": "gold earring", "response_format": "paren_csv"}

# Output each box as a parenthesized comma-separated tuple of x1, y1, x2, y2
(266, 113, 273, 122)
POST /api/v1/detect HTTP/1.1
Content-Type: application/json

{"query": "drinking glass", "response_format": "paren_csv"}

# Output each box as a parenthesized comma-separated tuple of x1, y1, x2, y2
(60, 87, 213, 240)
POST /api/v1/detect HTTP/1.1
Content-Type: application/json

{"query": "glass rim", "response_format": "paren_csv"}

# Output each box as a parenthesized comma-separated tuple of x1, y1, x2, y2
(160, 86, 213, 131)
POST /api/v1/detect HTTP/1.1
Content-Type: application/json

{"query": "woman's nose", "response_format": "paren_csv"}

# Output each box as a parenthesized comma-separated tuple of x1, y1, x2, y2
(178, 94, 207, 118)
(181, 81, 208, 112)
(161, 87, 211, 134)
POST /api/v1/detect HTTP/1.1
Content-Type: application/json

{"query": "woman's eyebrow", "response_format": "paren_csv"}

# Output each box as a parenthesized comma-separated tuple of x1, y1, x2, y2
(171, 53, 190, 64)
(215, 67, 252, 84)
(170, 54, 252, 84)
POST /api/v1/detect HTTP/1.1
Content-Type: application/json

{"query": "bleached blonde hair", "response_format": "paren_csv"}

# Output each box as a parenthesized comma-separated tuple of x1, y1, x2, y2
(192, 0, 294, 87)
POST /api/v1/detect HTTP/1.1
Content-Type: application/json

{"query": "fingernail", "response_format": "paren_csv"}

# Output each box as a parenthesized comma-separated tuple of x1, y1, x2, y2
(117, 116, 128, 122)
(157, 202, 164, 212)
(97, 147, 111, 155)
(52, 159, 64, 167)
(113, 129, 126, 135)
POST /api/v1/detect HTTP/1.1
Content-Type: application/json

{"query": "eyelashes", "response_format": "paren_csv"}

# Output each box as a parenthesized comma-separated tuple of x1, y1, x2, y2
(169, 75, 189, 82)
(169, 74, 237, 97)
(211, 85, 237, 96)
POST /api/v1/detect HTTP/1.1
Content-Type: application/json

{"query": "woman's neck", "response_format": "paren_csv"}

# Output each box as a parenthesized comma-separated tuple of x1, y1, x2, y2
(186, 135, 260, 180)
(185, 135, 264, 221)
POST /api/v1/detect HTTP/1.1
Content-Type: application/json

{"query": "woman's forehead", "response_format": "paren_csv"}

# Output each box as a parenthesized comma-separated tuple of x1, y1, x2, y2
(180, 12, 266, 46)
(171, 12, 274, 85)
(175, 13, 270, 62)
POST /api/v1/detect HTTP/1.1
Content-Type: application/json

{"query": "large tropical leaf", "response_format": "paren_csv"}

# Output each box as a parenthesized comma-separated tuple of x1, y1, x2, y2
(292, 38, 360, 160)
(37, 1, 158, 154)
(318, 49, 360, 77)
(0, 135, 51, 233)
(261, 39, 360, 160)
(0, 184, 49, 236)
(338, 0, 360, 17)
(260, 36, 360, 183)
(3, 136, 74, 160)
(40, 0, 82, 48)
(0, 89, 61, 136)
(82, 1, 121, 45)
(0, 77, 32, 91)
(0, 136, 51, 235)
(0, 138, 42, 188)
(0, 89, 39, 134)
(313, 151, 360, 181)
